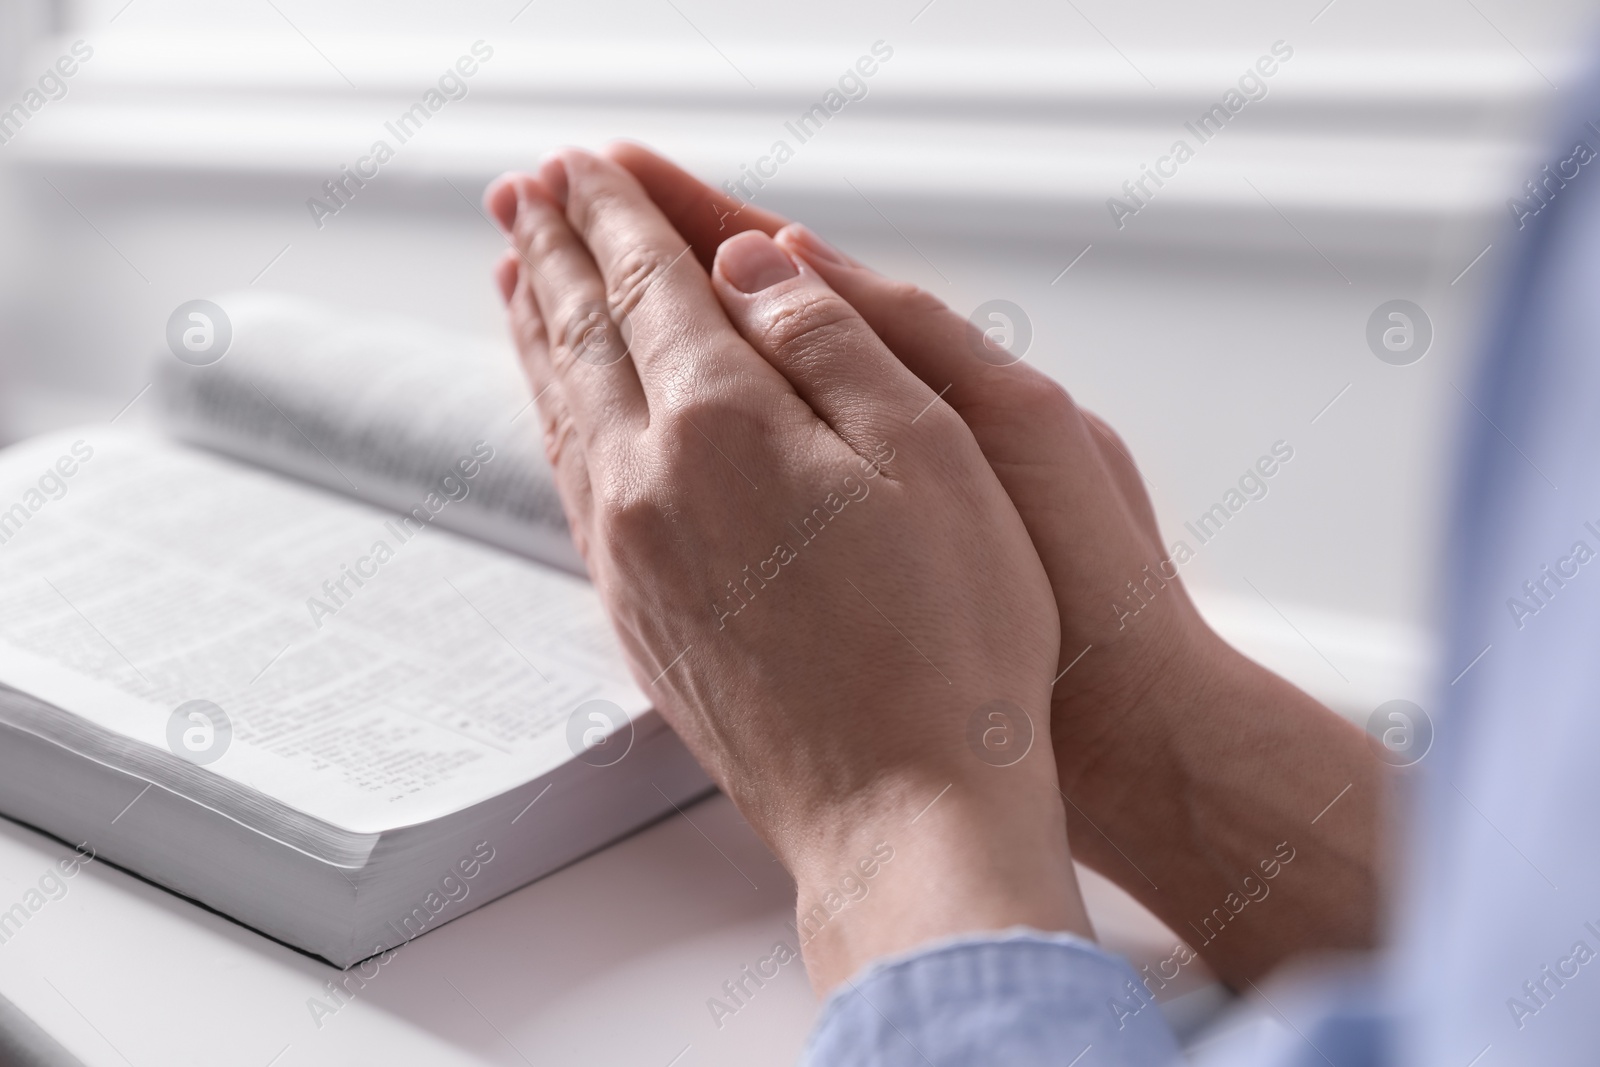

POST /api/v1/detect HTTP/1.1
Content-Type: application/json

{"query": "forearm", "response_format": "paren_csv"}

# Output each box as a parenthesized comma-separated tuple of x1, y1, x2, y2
(1056, 622, 1383, 986)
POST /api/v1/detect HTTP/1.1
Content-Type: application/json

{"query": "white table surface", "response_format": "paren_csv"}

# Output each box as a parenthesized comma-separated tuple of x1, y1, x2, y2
(0, 792, 1206, 1067)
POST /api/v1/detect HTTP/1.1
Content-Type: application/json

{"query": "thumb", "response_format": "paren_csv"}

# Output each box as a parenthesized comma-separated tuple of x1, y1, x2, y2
(710, 230, 939, 455)
(773, 223, 1031, 415)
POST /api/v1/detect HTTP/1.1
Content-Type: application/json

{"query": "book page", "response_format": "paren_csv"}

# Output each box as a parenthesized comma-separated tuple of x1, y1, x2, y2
(0, 429, 650, 833)
(151, 290, 582, 574)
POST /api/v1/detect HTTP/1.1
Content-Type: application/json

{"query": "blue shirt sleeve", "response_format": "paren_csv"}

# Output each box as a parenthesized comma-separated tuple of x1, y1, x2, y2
(799, 929, 1185, 1066)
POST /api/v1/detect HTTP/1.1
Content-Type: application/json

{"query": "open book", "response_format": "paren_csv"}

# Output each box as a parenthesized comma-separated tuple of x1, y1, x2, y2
(0, 292, 710, 967)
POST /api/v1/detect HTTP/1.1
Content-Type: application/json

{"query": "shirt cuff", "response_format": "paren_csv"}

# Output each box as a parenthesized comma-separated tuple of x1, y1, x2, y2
(800, 927, 1184, 1067)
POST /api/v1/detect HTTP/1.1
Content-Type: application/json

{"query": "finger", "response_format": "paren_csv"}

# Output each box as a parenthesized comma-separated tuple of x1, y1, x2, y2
(533, 384, 596, 565)
(494, 248, 519, 305)
(544, 148, 782, 400)
(483, 171, 525, 233)
(710, 230, 936, 450)
(506, 243, 555, 418)
(506, 248, 595, 542)
(602, 141, 792, 272)
(509, 176, 647, 437)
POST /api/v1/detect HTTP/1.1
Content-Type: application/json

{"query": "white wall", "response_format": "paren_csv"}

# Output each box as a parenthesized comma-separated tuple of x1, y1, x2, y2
(1, 0, 1596, 714)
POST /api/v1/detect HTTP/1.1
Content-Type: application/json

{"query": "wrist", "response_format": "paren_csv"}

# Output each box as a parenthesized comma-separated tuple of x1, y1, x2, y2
(1052, 600, 1229, 798)
(787, 769, 1091, 993)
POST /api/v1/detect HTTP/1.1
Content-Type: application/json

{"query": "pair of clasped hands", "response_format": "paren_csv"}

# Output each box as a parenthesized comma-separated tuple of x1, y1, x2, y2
(483, 145, 1383, 995)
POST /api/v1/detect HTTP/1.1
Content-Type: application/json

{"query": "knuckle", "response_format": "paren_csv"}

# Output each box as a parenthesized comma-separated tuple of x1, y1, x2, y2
(605, 244, 675, 322)
(540, 402, 579, 466)
(884, 279, 948, 318)
(511, 302, 544, 355)
(650, 410, 707, 461)
(648, 392, 768, 481)
(1012, 372, 1078, 422)
(564, 180, 620, 241)
(596, 483, 665, 554)
(668, 387, 743, 427)
(646, 430, 697, 485)
(761, 292, 862, 369)
(516, 211, 569, 263)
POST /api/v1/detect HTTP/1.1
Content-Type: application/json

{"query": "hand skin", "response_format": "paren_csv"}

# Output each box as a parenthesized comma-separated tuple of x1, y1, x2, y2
(554, 142, 1389, 989)
(484, 149, 1094, 993)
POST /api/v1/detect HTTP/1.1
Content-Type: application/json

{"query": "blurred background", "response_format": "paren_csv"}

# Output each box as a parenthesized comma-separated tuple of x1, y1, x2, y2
(0, 0, 1594, 719)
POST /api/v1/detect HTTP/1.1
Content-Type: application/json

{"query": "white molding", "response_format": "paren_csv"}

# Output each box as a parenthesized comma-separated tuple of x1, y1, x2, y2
(6, 35, 1578, 252)
(24, 35, 1569, 104)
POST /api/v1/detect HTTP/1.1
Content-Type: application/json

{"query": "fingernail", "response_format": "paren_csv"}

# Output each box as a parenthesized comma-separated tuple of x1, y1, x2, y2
(537, 152, 569, 208)
(786, 224, 847, 266)
(719, 231, 798, 293)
